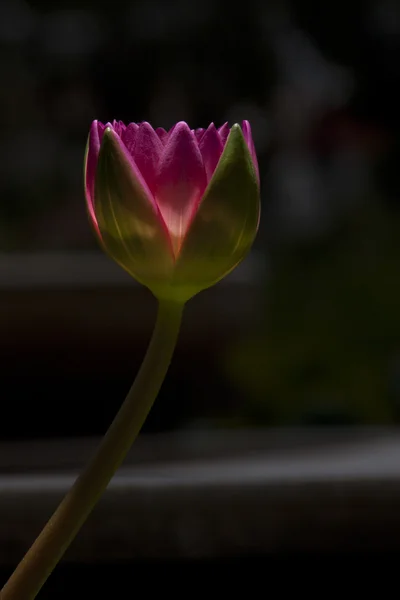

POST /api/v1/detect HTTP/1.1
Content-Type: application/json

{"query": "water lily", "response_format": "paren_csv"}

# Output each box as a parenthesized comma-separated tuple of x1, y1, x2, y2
(1, 121, 261, 599)
(85, 120, 260, 301)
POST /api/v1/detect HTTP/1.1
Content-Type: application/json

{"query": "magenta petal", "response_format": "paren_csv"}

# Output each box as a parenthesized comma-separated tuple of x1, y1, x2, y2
(96, 127, 161, 217)
(93, 128, 175, 290)
(194, 128, 205, 143)
(199, 123, 224, 182)
(155, 122, 207, 254)
(241, 120, 259, 184)
(218, 122, 230, 146)
(132, 122, 164, 195)
(112, 119, 126, 136)
(156, 127, 168, 144)
(84, 120, 101, 222)
(166, 123, 181, 141)
(97, 121, 106, 138)
(121, 123, 139, 158)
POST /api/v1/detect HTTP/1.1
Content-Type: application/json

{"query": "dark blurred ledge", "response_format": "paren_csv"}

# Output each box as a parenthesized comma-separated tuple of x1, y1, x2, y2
(2, 428, 400, 563)
(0, 251, 265, 439)
(0, 250, 265, 290)
(0, 250, 264, 365)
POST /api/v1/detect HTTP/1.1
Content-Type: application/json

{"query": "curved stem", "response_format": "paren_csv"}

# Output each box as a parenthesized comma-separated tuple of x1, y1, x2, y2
(1, 299, 184, 600)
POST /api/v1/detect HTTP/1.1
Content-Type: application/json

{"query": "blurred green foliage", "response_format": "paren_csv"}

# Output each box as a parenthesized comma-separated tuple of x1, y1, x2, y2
(226, 201, 400, 425)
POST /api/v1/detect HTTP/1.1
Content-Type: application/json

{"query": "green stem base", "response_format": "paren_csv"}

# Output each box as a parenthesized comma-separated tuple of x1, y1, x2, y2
(1, 299, 184, 600)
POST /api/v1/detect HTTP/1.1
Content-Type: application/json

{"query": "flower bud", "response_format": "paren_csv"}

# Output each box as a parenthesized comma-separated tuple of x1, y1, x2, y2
(84, 120, 260, 302)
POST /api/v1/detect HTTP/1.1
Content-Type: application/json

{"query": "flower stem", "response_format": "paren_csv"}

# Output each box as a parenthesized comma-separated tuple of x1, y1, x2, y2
(1, 299, 184, 600)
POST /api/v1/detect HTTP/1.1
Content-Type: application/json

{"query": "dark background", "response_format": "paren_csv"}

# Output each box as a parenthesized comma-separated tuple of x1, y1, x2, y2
(1, 0, 400, 593)
(0, 0, 400, 438)
(1, 0, 400, 435)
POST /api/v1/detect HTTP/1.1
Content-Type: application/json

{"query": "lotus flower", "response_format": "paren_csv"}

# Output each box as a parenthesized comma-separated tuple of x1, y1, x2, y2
(84, 120, 260, 302)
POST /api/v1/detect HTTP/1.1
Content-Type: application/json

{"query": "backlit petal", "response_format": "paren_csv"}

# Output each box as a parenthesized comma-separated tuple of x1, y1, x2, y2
(156, 127, 168, 144)
(112, 120, 126, 136)
(241, 120, 259, 185)
(121, 122, 139, 158)
(155, 122, 207, 255)
(94, 128, 174, 291)
(172, 124, 260, 300)
(84, 120, 101, 226)
(199, 123, 224, 182)
(132, 122, 164, 195)
(218, 122, 230, 145)
(194, 128, 205, 143)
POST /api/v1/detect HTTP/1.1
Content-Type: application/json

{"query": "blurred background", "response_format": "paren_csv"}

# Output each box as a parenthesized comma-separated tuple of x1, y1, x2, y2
(1, 0, 400, 590)
(1, 0, 400, 433)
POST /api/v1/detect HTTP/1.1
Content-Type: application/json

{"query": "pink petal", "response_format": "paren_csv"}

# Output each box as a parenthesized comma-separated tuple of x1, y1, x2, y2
(173, 124, 260, 299)
(194, 128, 205, 143)
(155, 122, 207, 255)
(218, 122, 230, 145)
(198, 123, 224, 182)
(97, 121, 106, 138)
(96, 127, 163, 220)
(84, 120, 101, 223)
(121, 122, 139, 157)
(156, 127, 168, 144)
(241, 120, 259, 184)
(112, 119, 126, 136)
(93, 127, 175, 288)
(165, 121, 191, 142)
(131, 122, 164, 196)
(166, 123, 177, 141)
